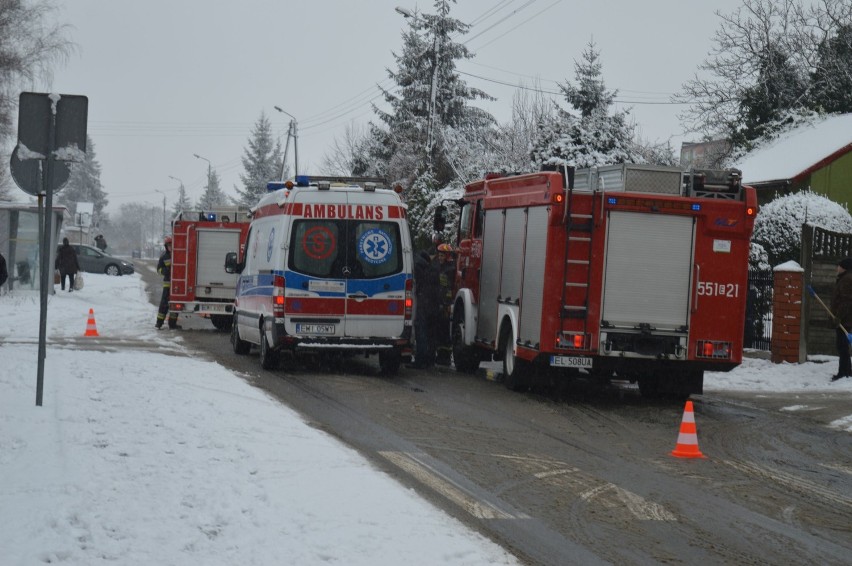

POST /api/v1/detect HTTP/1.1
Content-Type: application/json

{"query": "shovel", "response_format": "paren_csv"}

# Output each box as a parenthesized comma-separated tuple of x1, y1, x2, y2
(806, 285, 852, 344)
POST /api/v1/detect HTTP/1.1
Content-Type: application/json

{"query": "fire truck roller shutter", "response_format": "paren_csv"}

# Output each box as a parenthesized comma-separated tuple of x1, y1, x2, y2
(602, 211, 695, 329)
(501, 208, 525, 306)
(196, 229, 242, 300)
(478, 209, 505, 344)
(519, 206, 549, 348)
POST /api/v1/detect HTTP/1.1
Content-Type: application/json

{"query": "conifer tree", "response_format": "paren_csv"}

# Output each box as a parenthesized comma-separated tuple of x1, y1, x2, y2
(55, 136, 109, 223)
(530, 40, 642, 169)
(197, 168, 228, 211)
(371, 0, 494, 188)
(235, 112, 283, 207)
(172, 183, 192, 216)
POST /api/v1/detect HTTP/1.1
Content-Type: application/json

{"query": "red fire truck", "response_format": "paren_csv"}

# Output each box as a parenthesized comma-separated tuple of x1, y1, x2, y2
(436, 164, 757, 397)
(169, 207, 251, 331)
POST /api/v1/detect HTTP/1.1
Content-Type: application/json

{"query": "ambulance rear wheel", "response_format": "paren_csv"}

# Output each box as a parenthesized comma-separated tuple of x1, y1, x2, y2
(502, 330, 531, 391)
(379, 348, 402, 376)
(451, 318, 479, 374)
(260, 328, 279, 370)
(231, 315, 250, 355)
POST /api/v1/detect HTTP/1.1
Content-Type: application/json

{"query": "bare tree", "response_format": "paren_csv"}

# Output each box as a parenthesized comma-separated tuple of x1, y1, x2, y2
(0, 0, 73, 199)
(319, 122, 371, 176)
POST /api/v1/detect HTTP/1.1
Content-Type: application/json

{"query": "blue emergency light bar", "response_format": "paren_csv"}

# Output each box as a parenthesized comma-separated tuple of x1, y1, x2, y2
(267, 181, 287, 192)
(205, 212, 216, 221)
(295, 175, 311, 187)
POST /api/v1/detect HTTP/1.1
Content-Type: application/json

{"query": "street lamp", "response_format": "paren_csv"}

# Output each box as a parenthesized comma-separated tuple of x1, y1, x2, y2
(154, 189, 167, 236)
(193, 154, 212, 200)
(274, 106, 298, 179)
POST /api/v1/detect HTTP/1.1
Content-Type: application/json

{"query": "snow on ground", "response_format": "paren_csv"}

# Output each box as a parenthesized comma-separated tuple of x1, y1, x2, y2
(0, 274, 517, 566)
(1, 273, 850, 565)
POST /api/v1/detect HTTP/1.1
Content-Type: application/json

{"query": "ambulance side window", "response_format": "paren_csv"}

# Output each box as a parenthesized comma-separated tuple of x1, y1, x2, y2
(289, 220, 342, 278)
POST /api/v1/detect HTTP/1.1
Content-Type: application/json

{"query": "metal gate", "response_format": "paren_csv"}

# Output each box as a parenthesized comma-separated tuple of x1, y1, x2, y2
(744, 268, 773, 350)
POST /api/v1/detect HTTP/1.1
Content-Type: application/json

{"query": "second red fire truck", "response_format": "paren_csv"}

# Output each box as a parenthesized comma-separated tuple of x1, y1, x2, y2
(436, 164, 757, 397)
(168, 207, 251, 331)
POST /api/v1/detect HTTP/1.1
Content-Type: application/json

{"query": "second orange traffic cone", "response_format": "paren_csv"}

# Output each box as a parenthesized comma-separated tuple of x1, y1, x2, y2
(84, 308, 99, 337)
(671, 400, 705, 458)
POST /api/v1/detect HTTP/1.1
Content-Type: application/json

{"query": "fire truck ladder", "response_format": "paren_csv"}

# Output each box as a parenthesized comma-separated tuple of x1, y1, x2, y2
(170, 223, 190, 298)
(560, 181, 595, 338)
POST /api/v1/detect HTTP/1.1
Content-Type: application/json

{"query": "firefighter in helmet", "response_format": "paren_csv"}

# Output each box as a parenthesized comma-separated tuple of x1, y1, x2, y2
(156, 236, 180, 330)
(435, 243, 455, 365)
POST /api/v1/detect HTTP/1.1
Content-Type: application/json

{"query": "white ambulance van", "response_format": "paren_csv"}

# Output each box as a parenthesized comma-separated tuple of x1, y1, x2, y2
(225, 176, 414, 375)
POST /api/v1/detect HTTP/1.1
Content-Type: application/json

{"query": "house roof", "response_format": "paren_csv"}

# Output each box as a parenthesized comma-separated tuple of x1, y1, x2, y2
(735, 113, 852, 186)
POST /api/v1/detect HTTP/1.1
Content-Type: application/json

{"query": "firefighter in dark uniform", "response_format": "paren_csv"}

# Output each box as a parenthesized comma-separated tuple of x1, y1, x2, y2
(830, 256, 852, 381)
(156, 236, 179, 329)
(435, 243, 455, 365)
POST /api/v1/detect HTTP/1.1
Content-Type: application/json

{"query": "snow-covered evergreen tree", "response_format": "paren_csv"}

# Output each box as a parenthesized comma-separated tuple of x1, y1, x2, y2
(752, 190, 852, 266)
(196, 168, 228, 211)
(235, 112, 283, 207)
(371, 0, 494, 189)
(55, 136, 109, 223)
(530, 40, 643, 169)
(172, 182, 192, 216)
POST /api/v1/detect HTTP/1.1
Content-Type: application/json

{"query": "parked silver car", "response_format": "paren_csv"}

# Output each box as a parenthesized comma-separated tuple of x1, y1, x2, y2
(66, 244, 135, 276)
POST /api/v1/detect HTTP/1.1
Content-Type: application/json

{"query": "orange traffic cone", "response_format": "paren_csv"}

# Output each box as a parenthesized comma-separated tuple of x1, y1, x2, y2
(671, 400, 705, 458)
(84, 308, 100, 337)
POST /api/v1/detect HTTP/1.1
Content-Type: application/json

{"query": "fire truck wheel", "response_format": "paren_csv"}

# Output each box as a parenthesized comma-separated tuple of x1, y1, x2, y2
(260, 328, 279, 370)
(637, 375, 661, 398)
(211, 315, 232, 332)
(502, 329, 530, 392)
(231, 316, 251, 355)
(451, 317, 479, 374)
(379, 348, 402, 376)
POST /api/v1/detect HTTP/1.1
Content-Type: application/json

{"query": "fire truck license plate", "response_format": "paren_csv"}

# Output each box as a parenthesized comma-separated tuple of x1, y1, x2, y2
(550, 355, 593, 369)
(296, 323, 335, 335)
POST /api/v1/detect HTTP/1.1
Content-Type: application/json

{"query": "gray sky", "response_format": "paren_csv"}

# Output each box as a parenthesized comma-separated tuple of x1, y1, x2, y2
(47, 0, 744, 214)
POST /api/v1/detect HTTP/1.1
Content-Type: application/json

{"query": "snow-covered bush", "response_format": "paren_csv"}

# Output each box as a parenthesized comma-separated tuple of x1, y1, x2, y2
(752, 190, 852, 266)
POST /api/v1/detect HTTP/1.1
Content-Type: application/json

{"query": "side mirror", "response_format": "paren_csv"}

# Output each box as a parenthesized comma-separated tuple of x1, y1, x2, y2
(224, 252, 239, 274)
(433, 205, 448, 232)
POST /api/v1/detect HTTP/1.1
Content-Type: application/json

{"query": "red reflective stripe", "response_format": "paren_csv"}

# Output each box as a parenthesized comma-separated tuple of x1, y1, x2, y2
(346, 299, 405, 316)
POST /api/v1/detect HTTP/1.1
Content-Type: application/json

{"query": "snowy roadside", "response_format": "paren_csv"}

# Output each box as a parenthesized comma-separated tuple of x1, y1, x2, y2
(0, 274, 518, 566)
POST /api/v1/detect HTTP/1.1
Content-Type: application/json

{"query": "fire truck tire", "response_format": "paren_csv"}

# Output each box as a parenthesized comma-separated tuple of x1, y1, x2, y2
(231, 316, 251, 355)
(637, 375, 661, 399)
(451, 318, 479, 374)
(211, 315, 232, 331)
(259, 328, 279, 370)
(379, 348, 402, 376)
(502, 328, 530, 391)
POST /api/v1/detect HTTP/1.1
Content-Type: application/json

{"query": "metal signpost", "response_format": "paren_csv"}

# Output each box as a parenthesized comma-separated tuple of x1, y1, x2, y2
(11, 92, 88, 406)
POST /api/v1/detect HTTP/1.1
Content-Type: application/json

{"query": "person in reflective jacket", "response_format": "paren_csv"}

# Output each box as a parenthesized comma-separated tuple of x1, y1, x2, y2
(155, 236, 179, 330)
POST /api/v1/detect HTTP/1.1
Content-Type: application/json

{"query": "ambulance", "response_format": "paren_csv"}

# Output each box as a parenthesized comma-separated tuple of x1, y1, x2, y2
(226, 176, 414, 374)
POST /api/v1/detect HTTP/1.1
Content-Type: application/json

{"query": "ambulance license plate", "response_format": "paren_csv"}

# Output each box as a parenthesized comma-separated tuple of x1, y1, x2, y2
(550, 355, 593, 369)
(296, 323, 335, 335)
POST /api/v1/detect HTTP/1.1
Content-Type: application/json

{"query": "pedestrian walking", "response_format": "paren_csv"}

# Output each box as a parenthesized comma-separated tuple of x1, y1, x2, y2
(830, 256, 852, 381)
(155, 236, 180, 330)
(94, 234, 107, 252)
(55, 237, 80, 292)
(409, 249, 440, 369)
(0, 251, 7, 290)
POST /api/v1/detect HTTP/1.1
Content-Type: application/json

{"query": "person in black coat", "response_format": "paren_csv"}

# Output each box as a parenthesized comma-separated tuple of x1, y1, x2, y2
(0, 251, 7, 289)
(94, 234, 107, 252)
(55, 237, 80, 292)
(410, 249, 440, 369)
(830, 257, 852, 381)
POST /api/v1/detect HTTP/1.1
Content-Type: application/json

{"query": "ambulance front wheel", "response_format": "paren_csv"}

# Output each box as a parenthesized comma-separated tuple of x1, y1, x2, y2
(231, 314, 251, 355)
